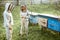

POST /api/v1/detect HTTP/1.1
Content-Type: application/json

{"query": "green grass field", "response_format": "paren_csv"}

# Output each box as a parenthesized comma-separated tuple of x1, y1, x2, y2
(0, 4, 60, 40)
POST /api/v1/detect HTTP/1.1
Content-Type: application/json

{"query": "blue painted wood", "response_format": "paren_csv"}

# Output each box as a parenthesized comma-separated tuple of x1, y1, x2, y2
(29, 15, 38, 24)
(29, 15, 60, 32)
(48, 18, 60, 32)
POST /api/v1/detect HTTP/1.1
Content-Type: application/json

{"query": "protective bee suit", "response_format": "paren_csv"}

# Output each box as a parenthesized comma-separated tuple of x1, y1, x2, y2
(20, 5, 32, 36)
(20, 10, 30, 35)
(20, 5, 39, 35)
(3, 3, 14, 40)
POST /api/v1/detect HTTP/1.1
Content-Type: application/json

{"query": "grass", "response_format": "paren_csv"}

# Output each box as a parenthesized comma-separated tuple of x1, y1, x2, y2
(0, 4, 60, 40)
(27, 4, 60, 16)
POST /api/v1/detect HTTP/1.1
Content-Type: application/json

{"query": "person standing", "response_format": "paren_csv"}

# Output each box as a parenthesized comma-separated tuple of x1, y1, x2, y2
(20, 5, 31, 36)
(3, 3, 14, 40)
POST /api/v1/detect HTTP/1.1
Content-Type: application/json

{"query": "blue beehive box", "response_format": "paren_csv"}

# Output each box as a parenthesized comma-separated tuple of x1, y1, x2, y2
(29, 15, 38, 24)
(29, 13, 60, 32)
(48, 18, 60, 32)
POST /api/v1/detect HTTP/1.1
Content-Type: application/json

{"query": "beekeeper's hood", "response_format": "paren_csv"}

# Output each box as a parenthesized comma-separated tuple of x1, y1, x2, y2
(5, 3, 10, 11)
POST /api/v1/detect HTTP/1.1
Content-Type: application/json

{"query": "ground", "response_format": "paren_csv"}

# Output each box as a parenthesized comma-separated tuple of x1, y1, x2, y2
(0, 4, 60, 40)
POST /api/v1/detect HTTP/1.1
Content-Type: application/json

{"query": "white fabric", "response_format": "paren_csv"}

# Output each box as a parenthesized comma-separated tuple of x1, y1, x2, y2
(20, 10, 39, 35)
(20, 11, 28, 17)
(3, 3, 13, 40)
(20, 18, 29, 35)
(20, 10, 32, 17)
(3, 3, 14, 27)
(20, 10, 31, 35)
(6, 26, 12, 40)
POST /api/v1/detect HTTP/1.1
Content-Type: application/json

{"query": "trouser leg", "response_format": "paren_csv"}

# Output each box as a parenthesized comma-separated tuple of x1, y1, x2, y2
(20, 19, 25, 35)
(6, 25, 12, 40)
(9, 25, 12, 40)
(6, 27, 9, 40)
(24, 19, 29, 35)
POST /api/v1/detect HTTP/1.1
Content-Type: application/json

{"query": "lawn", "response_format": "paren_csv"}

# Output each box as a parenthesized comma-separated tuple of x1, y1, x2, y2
(0, 4, 60, 40)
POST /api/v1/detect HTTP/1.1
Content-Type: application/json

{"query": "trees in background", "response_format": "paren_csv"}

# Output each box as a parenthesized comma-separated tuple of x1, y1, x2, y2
(17, 0, 19, 5)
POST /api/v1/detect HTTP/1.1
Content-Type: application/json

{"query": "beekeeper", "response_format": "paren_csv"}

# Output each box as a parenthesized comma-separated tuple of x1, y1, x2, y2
(3, 3, 14, 40)
(20, 5, 32, 35)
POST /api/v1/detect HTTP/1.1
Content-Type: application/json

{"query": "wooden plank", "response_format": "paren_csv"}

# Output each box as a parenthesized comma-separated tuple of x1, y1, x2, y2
(38, 17, 47, 27)
(38, 13, 59, 19)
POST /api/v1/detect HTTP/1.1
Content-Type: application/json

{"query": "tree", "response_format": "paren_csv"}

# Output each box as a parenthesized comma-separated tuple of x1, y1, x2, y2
(17, 0, 19, 5)
(20, 0, 27, 5)
(41, 0, 42, 4)
(0, 0, 2, 6)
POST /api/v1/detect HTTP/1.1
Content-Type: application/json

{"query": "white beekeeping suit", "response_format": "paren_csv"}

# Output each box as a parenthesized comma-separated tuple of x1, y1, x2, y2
(20, 5, 39, 36)
(20, 5, 32, 36)
(3, 3, 14, 40)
